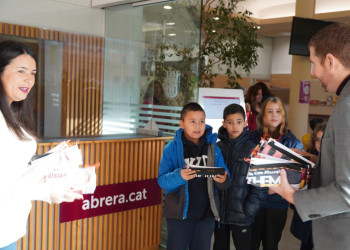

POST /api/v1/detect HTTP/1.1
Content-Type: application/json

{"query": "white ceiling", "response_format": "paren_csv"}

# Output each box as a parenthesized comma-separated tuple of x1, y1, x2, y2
(234, 0, 350, 37)
(58, 0, 350, 12)
(237, 0, 350, 19)
(53, 0, 350, 37)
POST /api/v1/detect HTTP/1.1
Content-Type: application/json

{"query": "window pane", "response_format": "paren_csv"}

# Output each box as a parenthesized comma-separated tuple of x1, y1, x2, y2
(103, 0, 201, 135)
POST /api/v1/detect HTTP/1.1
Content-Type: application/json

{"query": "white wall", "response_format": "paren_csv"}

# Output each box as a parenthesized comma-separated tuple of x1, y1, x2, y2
(247, 36, 273, 79)
(212, 36, 273, 79)
(55, 0, 92, 7)
(0, 0, 105, 36)
(271, 36, 293, 74)
(237, 0, 295, 19)
(92, 0, 136, 7)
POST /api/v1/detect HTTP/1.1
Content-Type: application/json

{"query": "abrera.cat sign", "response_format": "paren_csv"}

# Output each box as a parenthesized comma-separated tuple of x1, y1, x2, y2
(60, 179, 161, 223)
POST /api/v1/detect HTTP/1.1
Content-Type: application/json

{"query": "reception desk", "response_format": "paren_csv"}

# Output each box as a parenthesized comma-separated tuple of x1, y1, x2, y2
(18, 134, 171, 250)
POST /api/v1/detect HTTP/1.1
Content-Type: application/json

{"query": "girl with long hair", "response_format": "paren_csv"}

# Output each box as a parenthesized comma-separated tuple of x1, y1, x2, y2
(249, 97, 303, 250)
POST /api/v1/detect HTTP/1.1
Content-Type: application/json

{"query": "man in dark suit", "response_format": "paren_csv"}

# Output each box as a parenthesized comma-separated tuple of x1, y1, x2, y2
(271, 22, 350, 250)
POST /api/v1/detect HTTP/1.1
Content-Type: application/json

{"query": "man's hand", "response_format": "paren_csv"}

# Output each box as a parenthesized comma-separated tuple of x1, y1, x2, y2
(180, 168, 196, 181)
(269, 169, 296, 204)
(213, 171, 228, 183)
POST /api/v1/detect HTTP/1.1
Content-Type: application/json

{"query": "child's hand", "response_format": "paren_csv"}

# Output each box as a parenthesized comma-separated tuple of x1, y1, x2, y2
(213, 171, 228, 183)
(290, 148, 318, 163)
(180, 167, 196, 181)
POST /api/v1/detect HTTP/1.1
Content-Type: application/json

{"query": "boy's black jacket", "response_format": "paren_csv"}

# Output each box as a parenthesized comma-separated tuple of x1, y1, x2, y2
(217, 126, 268, 226)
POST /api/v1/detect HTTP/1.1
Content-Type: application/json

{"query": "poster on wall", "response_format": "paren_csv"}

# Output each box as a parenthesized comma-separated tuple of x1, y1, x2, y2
(198, 88, 245, 134)
(202, 96, 240, 119)
(299, 80, 310, 104)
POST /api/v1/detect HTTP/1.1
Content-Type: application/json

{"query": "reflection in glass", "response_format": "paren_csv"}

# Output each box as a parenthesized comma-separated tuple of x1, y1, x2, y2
(103, 0, 201, 135)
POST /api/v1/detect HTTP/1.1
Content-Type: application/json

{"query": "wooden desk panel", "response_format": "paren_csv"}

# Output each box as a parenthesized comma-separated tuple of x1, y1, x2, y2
(18, 137, 170, 250)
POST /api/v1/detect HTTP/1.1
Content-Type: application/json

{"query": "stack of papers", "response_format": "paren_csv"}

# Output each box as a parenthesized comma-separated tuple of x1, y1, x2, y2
(23, 141, 98, 194)
(247, 138, 314, 188)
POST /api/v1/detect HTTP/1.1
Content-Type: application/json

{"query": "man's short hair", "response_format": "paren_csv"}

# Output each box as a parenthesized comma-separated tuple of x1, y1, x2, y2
(309, 22, 350, 67)
(180, 102, 205, 120)
(223, 104, 246, 120)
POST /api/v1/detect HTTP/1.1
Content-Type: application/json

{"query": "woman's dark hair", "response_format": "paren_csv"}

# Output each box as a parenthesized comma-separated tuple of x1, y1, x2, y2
(245, 84, 263, 109)
(0, 40, 36, 140)
(255, 81, 273, 103)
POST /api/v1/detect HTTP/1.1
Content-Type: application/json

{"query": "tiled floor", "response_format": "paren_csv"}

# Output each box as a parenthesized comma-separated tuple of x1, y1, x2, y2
(159, 208, 301, 250)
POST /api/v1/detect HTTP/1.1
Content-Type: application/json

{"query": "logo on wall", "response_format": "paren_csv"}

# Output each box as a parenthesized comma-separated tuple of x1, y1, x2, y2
(165, 70, 180, 98)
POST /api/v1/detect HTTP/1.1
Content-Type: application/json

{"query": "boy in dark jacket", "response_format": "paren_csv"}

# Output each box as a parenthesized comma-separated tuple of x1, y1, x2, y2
(213, 103, 267, 250)
(158, 102, 230, 250)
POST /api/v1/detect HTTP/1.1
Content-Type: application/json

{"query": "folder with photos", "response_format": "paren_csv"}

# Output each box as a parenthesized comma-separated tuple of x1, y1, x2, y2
(23, 141, 98, 195)
(247, 138, 314, 188)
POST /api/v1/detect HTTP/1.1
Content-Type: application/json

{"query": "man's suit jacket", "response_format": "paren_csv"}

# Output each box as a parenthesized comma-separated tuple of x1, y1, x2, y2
(294, 79, 350, 250)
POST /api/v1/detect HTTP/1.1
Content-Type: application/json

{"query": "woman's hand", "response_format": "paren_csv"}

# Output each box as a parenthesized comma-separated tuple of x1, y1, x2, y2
(245, 102, 251, 112)
(49, 184, 83, 203)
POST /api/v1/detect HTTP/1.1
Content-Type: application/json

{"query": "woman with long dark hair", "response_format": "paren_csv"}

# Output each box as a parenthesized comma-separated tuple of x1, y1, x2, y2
(245, 84, 263, 131)
(0, 40, 82, 250)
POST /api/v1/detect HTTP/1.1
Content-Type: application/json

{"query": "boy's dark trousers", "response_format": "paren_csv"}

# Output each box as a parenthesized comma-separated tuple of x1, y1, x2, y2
(166, 217, 215, 250)
(251, 207, 288, 250)
(213, 222, 252, 250)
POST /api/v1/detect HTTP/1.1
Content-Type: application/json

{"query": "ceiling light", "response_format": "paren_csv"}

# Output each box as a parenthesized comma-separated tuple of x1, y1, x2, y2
(212, 30, 216, 33)
(213, 17, 219, 21)
(164, 5, 172, 9)
(166, 22, 175, 26)
(168, 33, 176, 36)
(255, 26, 261, 30)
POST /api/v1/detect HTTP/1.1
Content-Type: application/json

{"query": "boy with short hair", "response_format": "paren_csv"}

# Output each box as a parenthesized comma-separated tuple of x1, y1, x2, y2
(213, 103, 267, 250)
(158, 102, 230, 250)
